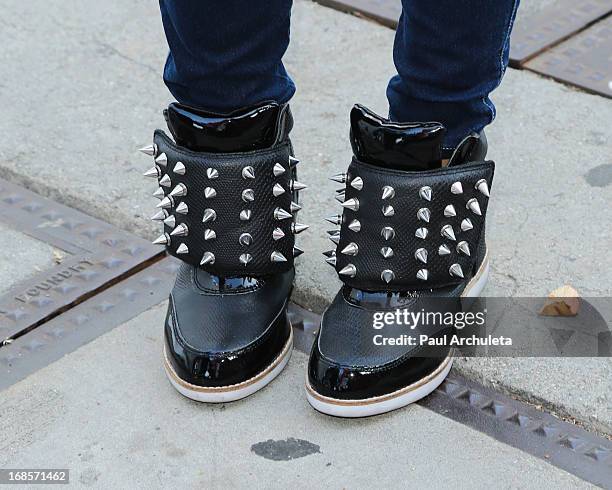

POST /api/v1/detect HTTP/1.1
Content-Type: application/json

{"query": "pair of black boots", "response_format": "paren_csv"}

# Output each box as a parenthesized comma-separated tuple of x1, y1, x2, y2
(141, 101, 493, 417)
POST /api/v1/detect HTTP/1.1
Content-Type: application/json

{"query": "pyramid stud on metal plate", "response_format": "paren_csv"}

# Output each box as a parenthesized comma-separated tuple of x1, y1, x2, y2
(381, 269, 395, 284)
(240, 209, 252, 221)
(381, 226, 395, 241)
(204, 187, 216, 199)
(152, 187, 165, 200)
(272, 227, 285, 241)
(382, 186, 395, 200)
(151, 209, 167, 221)
(326, 215, 342, 226)
(155, 153, 168, 167)
(242, 166, 255, 179)
(438, 244, 451, 256)
(240, 253, 253, 266)
(330, 173, 347, 184)
(169, 183, 187, 198)
(292, 222, 309, 234)
(415, 227, 428, 240)
(200, 252, 215, 266)
(271, 251, 288, 263)
(449, 263, 464, 278)
(289, 156, 300, 166)
(441, 224, 456, 241)
(173, 162, 186, 175)
(170, 223, 188, 237)
(175, 202, 188, 215)
(325, 256, 337, 267)
(290, 180, 308, 191)
(475, 179, 490, 197)
(273, 163, 286, 176)
(338, 264, 357, 278)
(414, 248, 428, 264)
(417, 207, 431, 223)
(143, 166, 160, 179)
(382, 205, 395, 217)
(274, 207, 292, 220)
(202, 208, 217, 223)
(419, 186, 432, 201)
(159, 174, 171, 188)
(341, 198, 359, 211)
(273, 183, 285, 197)
(153, 233, 170, 246)
(176, 243, 189, 255)
(157, 196, 174, 209)
(457, 241, 471, 256)
(293, 246, 304, 258)
(163, 215, 176, 228)
(242, 189, 255, 202)
(381, 246, 394, 259)
(350, 176, 363, 190)
(206, 168, 219, 179)
(204, 229, 216, 241)
(451, 181, 463, 194)
(444, 204, 457, 217)
(341, 242, 359, 256)
(348, 219, 361, 232)
(461, 218, 473, 231)
(139, 144, 157, 157)
(416, 269, 429, 281)
(239, 233, 253, 246)
(290, 201, 302, 213)
(466, 198, 482, 216)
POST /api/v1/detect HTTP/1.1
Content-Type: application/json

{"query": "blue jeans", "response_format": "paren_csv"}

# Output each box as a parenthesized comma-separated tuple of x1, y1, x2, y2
(159, 0, 519, 148)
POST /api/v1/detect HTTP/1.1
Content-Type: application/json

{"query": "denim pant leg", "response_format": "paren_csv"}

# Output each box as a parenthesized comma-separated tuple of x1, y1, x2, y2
(387, 0, 520, 149)
(159, 0, 295, 112)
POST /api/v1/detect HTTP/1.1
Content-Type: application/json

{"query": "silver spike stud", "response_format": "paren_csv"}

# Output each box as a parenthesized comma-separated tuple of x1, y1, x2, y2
(329, 233, 340, 245)
(341, 242, 359, 256)
(206, 168, 219, 179)
(271, 251, 288, 263)
(242, 189, 255, 202)
(347, 219, 361, 232)
(322, 250, 336, 258)
(240, 209, 252, 221)
(293, 246, 304, 258)
(457, 241, 471, 256)
(169, 183, 187, 198)
(159, 174, 171, 188)
(170, 223, 188, 237)
(466, 198, 482, 216)
(416, 269, 429, 281)
(290, 180, 308, 191)
(335, 194, 345, 204)
(326, 215, 342, 226)
(419, 186, 432, 201)
(381, 247, 394, 259)
(139, 144, 157, 157)
(381, 269, 395, 284)
(272, 227, 285, 241)
(200, 252, 215, 266)
(441, 224, 456, 241)
(175, 202, 188, 215)
(202, 208, 217, 223)
(438, 244, 451, 256)
(449, 263, 464, 279)
(143, 166, 160, 179)
(157, 196, 174, 209)
(151, 209, 167, 221)
(350, 176, 363, 190)
(382, 186, 395, 200)
(382, 205, 395, 217)
(153, 233, 170, 246)
(444, 204, 457, 217)
(239, 233, 253, 246)
(292, 222, 309, 234)
(152, 187, 165, 200)
(417, 208, 431, 223)
(272, 183, 285, 197)
(289, 156, 300, 166)
(330, 173, 347, 184)
(415, 227, 429, 240)
(173, 162, 186, 175)
(341, 198, 359, 212)
(325, 256, 337, 267)
(338, 264, 357, 278)
(414, 248, 428, 264)
(239, 253, 253, 266)
(274, 207, 292, 220)
(451, 181, 463, 194)
(290, 201, 302, 213)
(381, 226, 395, 241)
(176, 243, 189, 255)
(273, 163, 286, 177)
(461, 218, 473, 231)
(475, 179, 490, 197)
(204, 187, 216, 199)
(242, 166, 255, 179)
(163, 215, 176, 228)
(204, 229, 216, 241)
(155, 153, 168, 167)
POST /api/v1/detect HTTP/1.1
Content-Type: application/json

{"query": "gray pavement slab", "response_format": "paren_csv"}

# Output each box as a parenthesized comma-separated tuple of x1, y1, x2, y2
(0, 0, 610, 433)
(0, 304, 592, 489)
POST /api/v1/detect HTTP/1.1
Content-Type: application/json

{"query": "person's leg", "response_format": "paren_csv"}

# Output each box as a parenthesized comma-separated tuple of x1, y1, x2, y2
(387, 0, 520, 150)
(159, 0, 294, 112)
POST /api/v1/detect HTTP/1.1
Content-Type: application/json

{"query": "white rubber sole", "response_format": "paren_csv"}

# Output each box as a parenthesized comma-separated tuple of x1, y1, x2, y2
(306, 254, 489, 418)
(164, 328, 293, 403)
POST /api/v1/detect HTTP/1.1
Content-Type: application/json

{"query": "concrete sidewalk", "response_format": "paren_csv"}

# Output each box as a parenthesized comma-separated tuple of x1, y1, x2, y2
(0, 0, 610, 440)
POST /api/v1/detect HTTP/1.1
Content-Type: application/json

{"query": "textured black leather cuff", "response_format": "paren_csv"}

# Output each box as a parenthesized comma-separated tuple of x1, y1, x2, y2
(331, 158, 495, 291)
(149, 130, 305, 277)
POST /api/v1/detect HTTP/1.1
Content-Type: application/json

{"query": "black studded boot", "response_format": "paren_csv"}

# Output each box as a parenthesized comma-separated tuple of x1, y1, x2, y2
(141, 101, 307, 402)
(306, 105, 493, 417)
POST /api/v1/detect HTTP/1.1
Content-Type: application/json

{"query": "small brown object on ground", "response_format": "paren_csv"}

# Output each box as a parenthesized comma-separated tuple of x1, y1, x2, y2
(539, 285, 580, 316)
